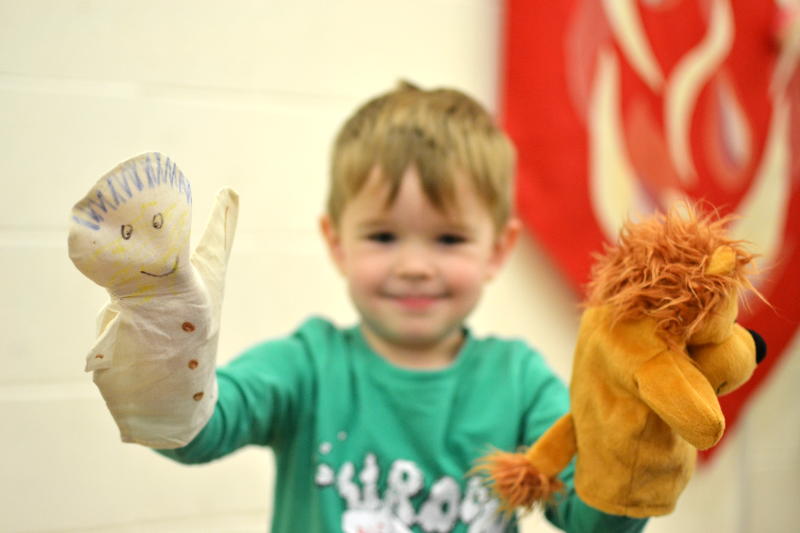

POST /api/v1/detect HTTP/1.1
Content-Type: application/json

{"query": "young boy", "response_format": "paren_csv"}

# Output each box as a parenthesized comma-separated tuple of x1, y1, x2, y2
(156, 82, 649, 532)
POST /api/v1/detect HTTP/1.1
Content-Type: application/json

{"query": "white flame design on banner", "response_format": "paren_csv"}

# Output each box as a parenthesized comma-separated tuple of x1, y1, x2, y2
(664, 0, 733, 184)
(601, 0, 664, 91)
(589, 0, 793, 275)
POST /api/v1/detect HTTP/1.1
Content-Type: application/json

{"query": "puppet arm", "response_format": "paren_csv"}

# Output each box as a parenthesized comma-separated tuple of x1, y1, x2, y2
(84, 305, 120, 371)
(525, 413, 577, 478)
(191, 188, 239, 329)
(634, 350, 724, 450)
(477, 413, 577, 511)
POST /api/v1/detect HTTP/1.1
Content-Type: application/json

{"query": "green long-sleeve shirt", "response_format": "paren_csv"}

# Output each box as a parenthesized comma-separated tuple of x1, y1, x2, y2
(159, 317, 647, 532)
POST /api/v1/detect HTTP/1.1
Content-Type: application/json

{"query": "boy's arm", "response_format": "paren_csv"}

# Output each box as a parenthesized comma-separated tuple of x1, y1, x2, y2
(157, 336, 312, 464)
(155, 370, 262, 464)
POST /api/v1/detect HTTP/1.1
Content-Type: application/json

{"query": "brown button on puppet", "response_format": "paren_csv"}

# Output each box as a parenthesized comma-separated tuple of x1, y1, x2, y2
(477, 204, 767, 518)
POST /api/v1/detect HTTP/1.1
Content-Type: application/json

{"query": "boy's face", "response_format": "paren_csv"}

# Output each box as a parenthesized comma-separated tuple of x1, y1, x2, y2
(321, 166, 518, 362)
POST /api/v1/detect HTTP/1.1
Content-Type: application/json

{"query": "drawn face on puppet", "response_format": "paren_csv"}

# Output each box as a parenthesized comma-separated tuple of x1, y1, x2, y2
(68, 154, 192, 295)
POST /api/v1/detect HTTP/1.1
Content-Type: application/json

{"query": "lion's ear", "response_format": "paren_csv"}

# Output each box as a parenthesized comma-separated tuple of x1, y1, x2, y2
(706, 246, 735, 276)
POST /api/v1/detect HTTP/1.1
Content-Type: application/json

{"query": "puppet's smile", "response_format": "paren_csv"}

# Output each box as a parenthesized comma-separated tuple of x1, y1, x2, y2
(141, 256, 179, 277)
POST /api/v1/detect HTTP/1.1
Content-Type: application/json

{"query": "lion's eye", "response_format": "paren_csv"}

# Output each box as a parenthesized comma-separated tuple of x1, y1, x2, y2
(152, 213, 163, 229)
(121, 224, 133, 240)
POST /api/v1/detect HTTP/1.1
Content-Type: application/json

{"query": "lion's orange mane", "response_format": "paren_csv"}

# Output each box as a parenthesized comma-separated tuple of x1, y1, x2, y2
(585, 205, 757, 346)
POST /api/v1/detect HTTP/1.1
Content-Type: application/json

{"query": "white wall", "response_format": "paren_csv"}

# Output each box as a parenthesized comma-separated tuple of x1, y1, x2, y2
(0, 1, 796, 532)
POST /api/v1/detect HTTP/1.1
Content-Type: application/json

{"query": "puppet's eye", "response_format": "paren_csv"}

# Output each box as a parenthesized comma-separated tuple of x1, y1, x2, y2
(121, 225, 133, 240)
(152, 213, 163, 229)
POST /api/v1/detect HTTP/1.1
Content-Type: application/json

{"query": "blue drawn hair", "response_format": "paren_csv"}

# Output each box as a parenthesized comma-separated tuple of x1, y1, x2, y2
(72, 153, 191, 231)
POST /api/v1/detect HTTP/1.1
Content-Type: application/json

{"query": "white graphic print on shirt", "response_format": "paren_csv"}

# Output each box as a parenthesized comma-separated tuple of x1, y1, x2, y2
(315, 452, 509, 532)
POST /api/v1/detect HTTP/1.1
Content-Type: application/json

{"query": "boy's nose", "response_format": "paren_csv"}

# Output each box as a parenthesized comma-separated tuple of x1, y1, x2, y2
(394, 245, 435, 279)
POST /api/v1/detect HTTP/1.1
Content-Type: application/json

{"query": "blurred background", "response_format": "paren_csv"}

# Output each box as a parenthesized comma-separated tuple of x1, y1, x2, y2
(0, 1, 797, 532)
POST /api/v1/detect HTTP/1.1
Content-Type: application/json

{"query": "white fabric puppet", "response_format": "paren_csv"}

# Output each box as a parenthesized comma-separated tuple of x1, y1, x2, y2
(68, 153, 238, 448)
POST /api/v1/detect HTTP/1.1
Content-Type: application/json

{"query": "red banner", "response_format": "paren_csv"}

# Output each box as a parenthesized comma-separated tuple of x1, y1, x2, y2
(503, 0, 800, 461)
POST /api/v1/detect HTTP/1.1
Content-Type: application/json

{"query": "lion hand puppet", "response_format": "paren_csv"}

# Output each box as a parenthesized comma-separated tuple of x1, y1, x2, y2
(68, 153, 238, 448)
(478, 205, 767, 517)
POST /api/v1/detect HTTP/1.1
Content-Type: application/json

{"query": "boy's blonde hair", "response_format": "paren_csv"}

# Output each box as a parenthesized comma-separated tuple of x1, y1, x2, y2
(327, 81, 516, 230)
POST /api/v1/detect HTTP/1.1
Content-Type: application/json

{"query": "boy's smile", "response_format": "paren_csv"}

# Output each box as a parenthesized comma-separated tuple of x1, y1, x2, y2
(388, 294, 442, 311)
(322, 166, 519, 369)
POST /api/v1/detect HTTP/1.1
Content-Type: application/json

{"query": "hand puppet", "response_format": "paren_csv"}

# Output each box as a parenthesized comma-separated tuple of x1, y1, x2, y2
(68, 153, 238, 448)
(477, 205, 767, 517)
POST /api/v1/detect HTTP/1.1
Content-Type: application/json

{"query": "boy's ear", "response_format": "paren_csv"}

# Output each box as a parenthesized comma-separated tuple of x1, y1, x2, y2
(487, 217, 521, 280)
(319, 214, 345, 275)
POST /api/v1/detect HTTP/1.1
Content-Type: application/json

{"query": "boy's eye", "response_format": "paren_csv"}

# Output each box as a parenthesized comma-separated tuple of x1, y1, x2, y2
(121, 224, 133, 240)
(367, 232, 396, 243)
(438, 233, 466, 245)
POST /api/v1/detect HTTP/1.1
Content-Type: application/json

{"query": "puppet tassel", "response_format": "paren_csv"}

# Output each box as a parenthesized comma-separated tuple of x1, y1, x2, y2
(473, 449, 563, 511)
(473, 415, 575, 511)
